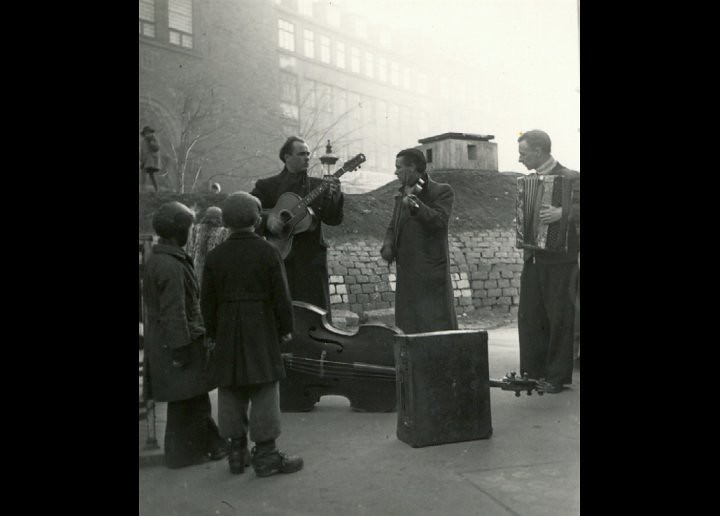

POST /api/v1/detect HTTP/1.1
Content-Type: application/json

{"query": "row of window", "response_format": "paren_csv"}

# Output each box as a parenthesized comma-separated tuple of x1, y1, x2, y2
(278, 19, 427, 94)
(140, 0, 194, 50)
(277, 0, 390, 46)
(278, 73, 429, 131)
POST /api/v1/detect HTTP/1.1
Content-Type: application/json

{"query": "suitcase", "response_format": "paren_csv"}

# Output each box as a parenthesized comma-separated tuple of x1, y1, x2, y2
(394, 330, 493, 447)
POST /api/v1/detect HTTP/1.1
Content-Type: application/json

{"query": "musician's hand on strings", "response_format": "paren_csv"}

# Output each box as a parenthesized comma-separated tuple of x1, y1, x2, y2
(539, 204, 562, 224)
(280, 333, 293, 343)
(323, 176, 341, 197)
(267, 211, 290, 236)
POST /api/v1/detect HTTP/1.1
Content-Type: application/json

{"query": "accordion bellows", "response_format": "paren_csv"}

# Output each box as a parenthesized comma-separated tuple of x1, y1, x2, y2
(516, 174, 573, 252)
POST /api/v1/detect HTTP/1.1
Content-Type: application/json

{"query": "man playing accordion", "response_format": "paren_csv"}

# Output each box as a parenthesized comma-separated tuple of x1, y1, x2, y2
(516, 130, 580, 394)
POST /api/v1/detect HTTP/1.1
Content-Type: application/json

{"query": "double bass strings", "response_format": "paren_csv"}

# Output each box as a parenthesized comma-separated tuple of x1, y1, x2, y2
(282, 355, 396, 381)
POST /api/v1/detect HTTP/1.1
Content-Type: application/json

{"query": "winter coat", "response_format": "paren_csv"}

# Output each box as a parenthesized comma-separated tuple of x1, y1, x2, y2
(142, 243, 216, 402)
(382, 177, 458, 334)
(251, 167, 344, 312)
(186, 222, 229, 291)
(200, 231, 295, 387)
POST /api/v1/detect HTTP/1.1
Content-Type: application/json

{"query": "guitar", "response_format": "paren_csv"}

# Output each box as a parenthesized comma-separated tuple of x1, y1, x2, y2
(266, 153, 366, 259)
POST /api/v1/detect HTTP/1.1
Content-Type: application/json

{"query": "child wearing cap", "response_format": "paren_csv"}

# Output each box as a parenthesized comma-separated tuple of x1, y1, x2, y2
(200, 192, 304, 477)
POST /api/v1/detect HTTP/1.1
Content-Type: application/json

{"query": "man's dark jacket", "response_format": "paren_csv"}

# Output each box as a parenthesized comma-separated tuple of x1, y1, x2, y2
(524, 162, 580, 264)
(382, 176, 458, 333)
(251, 168, 344, 313)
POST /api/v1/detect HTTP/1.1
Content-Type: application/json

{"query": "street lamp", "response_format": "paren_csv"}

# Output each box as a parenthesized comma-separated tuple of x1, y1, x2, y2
(319, 139, 339, 176)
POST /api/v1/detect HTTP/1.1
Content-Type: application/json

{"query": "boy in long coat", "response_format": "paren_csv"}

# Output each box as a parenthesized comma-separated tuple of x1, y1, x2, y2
(143, 201, 227, 468)
(380, 148, 458, 333)
(201, 192, 304, 477)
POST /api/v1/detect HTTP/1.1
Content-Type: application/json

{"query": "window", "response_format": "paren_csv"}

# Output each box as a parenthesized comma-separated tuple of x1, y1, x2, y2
(350, 47, 360, 73)
(278, 19, 295, 51)
(336, 41, 346, 69)
(317, 83, 332, 113)
(467, 145, 478, 160)
(363, 98, 376, 125)
(303, 79, 317, 110)
(389, 103, 400, 127)
(378, 57, 387, 83)
(334, 89, 347, 115)
(390, 62, 400, 86)
(303, 29, 315, 58)
(426, 148, 433, 163)
(168, 0, 193, 49)
(139, 0, 156, 38)
(364, 52, 374, 79)
(280, 72, 298, 104)
(320, 35, 331, 64)
(349, 92, 361, 122)
(298, 0, 314, 17)
(377, 100, 387, 126)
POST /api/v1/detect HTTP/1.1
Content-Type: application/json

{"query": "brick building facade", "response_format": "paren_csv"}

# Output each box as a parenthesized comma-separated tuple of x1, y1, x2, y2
(139, 0, 487, 193)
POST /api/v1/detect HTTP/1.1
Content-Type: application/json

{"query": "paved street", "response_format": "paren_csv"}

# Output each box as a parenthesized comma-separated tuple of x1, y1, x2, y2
(139, 325, 580, 516)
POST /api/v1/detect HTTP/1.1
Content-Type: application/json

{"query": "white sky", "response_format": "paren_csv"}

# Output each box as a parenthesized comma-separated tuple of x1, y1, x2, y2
(329, 0, 580, 172)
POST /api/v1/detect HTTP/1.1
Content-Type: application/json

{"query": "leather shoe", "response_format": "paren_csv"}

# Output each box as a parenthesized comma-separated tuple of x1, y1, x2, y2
(251, 446, 303, 477)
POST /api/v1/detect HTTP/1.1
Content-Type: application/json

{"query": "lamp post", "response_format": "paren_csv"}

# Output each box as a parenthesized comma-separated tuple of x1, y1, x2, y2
(319, 140, 339, 176)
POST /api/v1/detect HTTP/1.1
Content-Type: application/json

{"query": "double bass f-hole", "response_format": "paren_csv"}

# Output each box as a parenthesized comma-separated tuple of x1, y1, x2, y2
(307, 326, 344, 353)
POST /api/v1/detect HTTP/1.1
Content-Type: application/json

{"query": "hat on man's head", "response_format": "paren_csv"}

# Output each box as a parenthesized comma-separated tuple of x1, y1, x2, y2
(141, 126, 155, 136)
(221, 192, 262, 229)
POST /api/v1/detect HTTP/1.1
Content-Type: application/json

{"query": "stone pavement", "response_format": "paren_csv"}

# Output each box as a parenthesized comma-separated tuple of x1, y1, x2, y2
(139, 325, 580, 516)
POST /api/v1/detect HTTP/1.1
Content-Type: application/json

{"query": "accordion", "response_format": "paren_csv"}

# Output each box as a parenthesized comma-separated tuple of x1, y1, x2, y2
(516, 174, 574, 252)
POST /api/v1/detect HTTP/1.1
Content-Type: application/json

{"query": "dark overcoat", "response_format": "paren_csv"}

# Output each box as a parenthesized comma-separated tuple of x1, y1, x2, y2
(142, 243, 216, 402)
(382, 177, 458, 334)
(200, 232, 295, 387)
(251, 168, 343, 313)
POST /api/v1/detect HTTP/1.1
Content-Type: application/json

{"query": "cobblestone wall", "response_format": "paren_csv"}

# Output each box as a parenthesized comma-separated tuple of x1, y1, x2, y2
(327, 230, 523, 316)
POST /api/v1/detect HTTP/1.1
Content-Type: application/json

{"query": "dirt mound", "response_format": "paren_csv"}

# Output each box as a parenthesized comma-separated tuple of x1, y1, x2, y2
(325, 169, 520, 242)
(139, 170, 522, 239)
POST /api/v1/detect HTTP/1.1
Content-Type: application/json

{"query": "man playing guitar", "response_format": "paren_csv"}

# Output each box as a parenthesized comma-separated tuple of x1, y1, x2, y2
(251, 136, 344, 317)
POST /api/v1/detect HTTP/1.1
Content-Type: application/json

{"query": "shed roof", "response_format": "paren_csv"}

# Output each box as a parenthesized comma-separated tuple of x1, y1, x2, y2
(418, 132, 495, 144)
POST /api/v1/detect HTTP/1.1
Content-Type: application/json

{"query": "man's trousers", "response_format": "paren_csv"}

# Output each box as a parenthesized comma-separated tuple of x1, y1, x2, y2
(518, 260, 578, 386)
